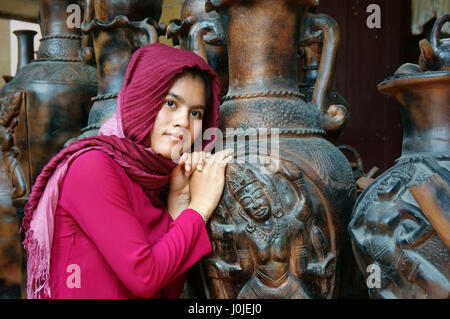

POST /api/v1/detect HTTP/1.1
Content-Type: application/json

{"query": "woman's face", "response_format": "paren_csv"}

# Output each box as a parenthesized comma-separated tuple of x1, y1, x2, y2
(150, 73, 207, 159)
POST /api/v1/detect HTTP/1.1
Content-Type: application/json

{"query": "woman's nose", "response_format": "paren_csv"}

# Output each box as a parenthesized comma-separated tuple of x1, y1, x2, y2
(172, 108, 189, 128)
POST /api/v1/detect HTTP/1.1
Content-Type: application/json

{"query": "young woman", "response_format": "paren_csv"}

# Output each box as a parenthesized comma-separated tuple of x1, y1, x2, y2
(22, 43, 232, 299)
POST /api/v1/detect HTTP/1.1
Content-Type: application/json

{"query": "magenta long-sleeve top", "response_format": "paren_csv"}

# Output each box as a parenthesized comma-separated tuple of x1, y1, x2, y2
(48, 150, 212, 298)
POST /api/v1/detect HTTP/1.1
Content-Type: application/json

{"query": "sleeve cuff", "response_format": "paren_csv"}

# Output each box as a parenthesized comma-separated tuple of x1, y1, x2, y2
(177, 208, 212, 256)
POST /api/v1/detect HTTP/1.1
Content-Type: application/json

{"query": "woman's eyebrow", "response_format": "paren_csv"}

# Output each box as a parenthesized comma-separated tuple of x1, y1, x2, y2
(166, 93, 205, 109)
(166, 92, 184, 103)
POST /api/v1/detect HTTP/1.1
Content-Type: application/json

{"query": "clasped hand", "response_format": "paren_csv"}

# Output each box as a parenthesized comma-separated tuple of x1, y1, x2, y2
(168, 149, 233, 221)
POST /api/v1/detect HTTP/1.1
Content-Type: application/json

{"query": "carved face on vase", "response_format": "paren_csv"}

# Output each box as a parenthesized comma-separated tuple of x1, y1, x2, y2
(227, 165, 272, 222)
(236, 182, 272, 222)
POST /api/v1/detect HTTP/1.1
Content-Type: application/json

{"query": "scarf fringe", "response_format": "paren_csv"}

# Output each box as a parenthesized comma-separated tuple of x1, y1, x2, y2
(23, 228, 51, 299)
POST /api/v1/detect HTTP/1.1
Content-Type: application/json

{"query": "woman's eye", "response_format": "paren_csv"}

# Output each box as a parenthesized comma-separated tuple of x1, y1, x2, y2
(191, 111, 203, 119)
(165, 100, 176, 108)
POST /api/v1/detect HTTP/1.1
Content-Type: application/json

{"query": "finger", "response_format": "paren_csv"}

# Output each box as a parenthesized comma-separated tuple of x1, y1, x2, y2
(184, 152, 193, 173)
(174, 153, 190, 176)
(206, 151, 220, 166)
(218, 148, 234, 159)
(214, 149, 234, 164)
(201, 152, 212, 167)
(178, 152, 190, 166)
(219, 154, 234, 168)
(196, 151, 206, 172)
(191, 151, 201, 172)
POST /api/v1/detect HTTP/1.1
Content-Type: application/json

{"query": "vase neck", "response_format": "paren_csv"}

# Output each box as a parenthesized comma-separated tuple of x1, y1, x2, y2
(13, 30, 37, 72)
(39, 0, 81, 36)
(36, 0, 82, 61)
(400, 105, 450, 158)
(378, 73, 450, 160)
(224, 1, 306, 96)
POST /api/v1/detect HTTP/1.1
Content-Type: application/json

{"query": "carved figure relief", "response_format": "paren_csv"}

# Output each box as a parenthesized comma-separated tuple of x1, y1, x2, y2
(0, 92, 27, 298)
(0, 92, 27, 200)
(350, 160, 450, 298)
(204, 159, 343, 299)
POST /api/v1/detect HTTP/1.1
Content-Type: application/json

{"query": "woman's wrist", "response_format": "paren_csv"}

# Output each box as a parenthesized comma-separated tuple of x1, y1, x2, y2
(167, 191, 191, 220)
(187, 203, 210, 224)
(168, 188, 191, 202)
(195, 210, 207, 224)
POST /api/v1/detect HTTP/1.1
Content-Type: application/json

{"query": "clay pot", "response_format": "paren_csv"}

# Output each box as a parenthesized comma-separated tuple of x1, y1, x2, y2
(201, 0, 356, 299)
(349, 17, 450, 298)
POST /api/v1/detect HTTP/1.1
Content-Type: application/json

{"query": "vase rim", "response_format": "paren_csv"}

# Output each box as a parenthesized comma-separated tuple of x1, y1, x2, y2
(13, 30, 38, 35)
(378, 71, 450, 94)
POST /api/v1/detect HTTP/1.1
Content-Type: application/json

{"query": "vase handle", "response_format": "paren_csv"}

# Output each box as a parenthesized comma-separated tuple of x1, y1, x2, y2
(430, 14, 450, 52)
(306, 12, 339, 114)
(419, 14, 450, 71)
(302, 12, 348, 134)
(166, 16, 197, 50)
(81, 0, 95, 65)
(188, 18, 226, 63)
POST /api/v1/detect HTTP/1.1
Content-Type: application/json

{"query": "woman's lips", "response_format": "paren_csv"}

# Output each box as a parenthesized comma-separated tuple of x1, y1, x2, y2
(164, 133, 183, 143)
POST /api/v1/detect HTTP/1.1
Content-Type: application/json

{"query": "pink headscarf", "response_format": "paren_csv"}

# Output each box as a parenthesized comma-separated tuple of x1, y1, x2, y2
(22, 43, 221, 299)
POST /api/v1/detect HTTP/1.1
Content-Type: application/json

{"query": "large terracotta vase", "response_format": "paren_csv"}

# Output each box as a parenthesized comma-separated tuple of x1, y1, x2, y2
(349, 16, 450, 299)
(0, 0, 98, 212)
(76, 0, 163, 139)
(201, 0, 356, 299)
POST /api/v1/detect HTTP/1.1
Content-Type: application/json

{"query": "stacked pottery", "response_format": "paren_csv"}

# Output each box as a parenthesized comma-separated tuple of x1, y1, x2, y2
(201, 0, 356, 299)
(167, 0, 228, 97)
(76, 0, 164, 139)
(349, 15, 450, 299)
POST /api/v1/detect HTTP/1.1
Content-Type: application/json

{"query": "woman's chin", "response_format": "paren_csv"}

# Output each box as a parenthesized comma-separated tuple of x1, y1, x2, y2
(159, 148, 187, 161)
(152, 141, 193, 160)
